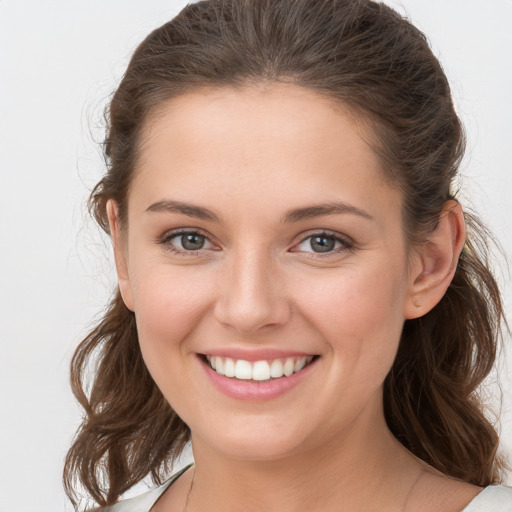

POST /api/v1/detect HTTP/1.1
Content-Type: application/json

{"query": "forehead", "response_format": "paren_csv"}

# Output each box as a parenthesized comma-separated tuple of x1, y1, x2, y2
(130, 83, 399, 223)
(139, 83, 378, 164)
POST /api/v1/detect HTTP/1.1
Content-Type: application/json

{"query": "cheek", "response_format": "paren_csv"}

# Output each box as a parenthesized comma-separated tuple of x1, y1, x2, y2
(130, 267, 217, 420)
(295, 263, 407, 373)
(130, 266, 215, 361)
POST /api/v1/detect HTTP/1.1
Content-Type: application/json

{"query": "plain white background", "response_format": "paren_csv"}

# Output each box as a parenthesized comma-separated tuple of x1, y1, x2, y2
(0, 1, 511, 510)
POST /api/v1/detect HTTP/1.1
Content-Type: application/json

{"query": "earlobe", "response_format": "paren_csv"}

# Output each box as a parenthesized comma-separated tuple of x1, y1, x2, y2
(106, 200, 135, 312)
(405, 200, 466, 319)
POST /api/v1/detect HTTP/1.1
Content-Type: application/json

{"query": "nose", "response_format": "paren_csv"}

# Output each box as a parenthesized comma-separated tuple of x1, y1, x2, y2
(213, 249, 292, 335)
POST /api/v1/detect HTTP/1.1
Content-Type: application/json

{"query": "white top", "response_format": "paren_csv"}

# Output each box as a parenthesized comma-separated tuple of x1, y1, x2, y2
(101, 467, 512, 512)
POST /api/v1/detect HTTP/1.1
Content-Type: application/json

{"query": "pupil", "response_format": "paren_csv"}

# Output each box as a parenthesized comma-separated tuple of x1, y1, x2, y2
(310, 236, 335, 253)
(182, 233, 205, 250)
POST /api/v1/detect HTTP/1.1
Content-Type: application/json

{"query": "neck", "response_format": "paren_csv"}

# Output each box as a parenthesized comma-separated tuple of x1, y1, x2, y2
(186, 407, 423, 512)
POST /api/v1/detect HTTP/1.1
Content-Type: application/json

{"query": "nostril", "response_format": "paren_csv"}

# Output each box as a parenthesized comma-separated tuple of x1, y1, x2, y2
(212, 273, 292, 334)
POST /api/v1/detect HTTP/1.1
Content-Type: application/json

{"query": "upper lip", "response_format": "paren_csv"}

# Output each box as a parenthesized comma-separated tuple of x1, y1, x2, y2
(199, 348, 318, 362)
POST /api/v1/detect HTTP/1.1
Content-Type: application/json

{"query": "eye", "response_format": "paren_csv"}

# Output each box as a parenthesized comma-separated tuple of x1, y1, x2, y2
(160, 230, 218, 255)
(292, 232, 353, 255)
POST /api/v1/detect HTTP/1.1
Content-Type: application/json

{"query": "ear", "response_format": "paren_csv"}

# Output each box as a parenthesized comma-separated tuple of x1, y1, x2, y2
(106, 200, 135, 312)
(404, 200, 466, 319)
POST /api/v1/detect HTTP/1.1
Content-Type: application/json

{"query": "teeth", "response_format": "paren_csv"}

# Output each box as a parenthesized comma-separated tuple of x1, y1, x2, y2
(283, 358, 295, 377)
(206, 355, 314, 381)
(270, 359, 284, 378)
(294, 357, 307, 373)
(224, 357, 235, 377)
(252, 361, 271, 381)
(235, 360, 252, 379)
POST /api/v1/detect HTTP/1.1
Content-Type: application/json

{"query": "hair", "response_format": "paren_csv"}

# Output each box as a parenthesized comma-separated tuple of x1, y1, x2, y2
(64, 0, 508, 508)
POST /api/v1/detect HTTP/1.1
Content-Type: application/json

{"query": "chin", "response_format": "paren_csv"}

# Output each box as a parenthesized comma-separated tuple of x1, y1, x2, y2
(191, 418, 313, 462)
(212, 438, 303, 462)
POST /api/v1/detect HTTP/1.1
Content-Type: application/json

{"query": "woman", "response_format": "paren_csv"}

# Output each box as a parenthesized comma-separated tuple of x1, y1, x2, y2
(64, 0, 511, 510)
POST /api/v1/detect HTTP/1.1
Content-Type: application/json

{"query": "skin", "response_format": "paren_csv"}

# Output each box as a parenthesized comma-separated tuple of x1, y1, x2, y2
(108, 83, 479, 511)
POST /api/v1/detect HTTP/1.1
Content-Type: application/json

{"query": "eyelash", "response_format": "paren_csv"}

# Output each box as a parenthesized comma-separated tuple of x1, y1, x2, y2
(158, 229, 355, 258)
(158, 229, 217, 256)
(292, 231, 355, 258)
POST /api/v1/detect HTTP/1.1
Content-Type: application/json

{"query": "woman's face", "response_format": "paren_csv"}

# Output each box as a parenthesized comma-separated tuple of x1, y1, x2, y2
(113, 83, 420, 461)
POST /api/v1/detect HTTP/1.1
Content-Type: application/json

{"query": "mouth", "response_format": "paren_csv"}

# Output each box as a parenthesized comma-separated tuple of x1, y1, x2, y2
(203, 354, 318, 382)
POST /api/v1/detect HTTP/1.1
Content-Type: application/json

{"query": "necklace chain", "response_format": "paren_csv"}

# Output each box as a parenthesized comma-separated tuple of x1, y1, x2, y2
(401, 469, 424, 512)
(182, 466, 423, 512)
(182, 466, 196, 512)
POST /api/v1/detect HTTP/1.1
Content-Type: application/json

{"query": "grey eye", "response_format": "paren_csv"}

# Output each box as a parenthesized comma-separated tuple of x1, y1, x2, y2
(293, 232, 349, 255)
(309, 235, 336, 253)
(180, 233, 206, 250)
(163, 230, 217, 255)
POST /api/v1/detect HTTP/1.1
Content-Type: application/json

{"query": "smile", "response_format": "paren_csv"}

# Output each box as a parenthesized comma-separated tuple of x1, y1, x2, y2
(205, 355, 316, 381)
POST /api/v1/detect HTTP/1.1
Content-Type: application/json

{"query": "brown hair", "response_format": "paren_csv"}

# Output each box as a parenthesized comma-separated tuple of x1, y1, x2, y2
(64, 0, 507, 508)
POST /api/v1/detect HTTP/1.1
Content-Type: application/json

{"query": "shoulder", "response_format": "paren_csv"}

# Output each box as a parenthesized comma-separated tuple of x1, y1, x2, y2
(94, 464, 193, 512)
(99, 483, 171, 512)
(462, 485, 512, 511)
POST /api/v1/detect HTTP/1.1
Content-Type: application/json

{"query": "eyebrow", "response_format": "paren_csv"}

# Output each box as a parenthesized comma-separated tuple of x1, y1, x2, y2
(146, 199, 374, 223)
(146, 200, 222, 222)
(281, 202, 374, 223)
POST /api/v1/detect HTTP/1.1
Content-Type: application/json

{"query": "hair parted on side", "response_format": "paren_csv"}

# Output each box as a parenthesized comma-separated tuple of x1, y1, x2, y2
(64, 0, 507, 508)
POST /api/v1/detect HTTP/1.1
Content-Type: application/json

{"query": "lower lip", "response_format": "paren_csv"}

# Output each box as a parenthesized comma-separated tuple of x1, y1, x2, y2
(198, 355, 318, 402)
